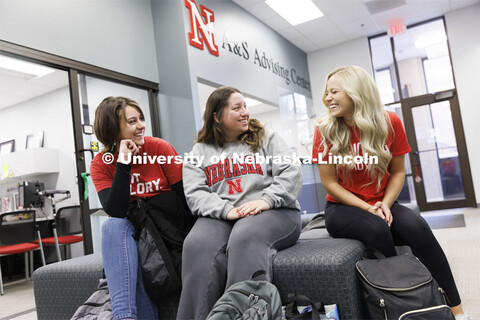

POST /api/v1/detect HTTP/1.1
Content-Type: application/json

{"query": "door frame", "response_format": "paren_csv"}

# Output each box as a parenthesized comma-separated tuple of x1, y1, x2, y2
(401, 89, 476, 211)
(1, 40, 160, 254)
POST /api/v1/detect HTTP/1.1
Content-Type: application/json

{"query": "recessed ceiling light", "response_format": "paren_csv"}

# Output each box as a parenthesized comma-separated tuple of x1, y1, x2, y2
(0, 55, 55, 78)
(265, 0, 324, 26)
(244, 97, 262, 108)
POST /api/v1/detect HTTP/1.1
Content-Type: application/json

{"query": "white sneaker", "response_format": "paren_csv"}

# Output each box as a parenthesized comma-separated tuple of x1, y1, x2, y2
(455, 313, 472, 320)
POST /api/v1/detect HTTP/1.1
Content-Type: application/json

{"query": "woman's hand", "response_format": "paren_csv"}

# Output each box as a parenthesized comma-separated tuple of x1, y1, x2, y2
(378, 202, 393, 227)
(117, 139, 140, 164)
(226, 200, 271, 220)
(226, 207, 241, 220)
(368, 201, 393, 227)
(237, 199, 271, 217)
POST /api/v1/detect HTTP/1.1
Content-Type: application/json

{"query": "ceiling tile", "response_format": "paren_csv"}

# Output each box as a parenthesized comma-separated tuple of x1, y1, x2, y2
(371, 1, 448, 28)
(326, 4, 372, 21)
(240, 2, 277, 21)
(263, 14, 292, 31)
(277, 27, 305, 40)
(314, 0, 360, 14)
(304, 25, 344, 41)
(449, 0, 480, 10)
(232, 0, 265, 9)
(303, 42, 322, 52)
(313, 37, 346, 50)
(305, 29, 348, 47)
(294, 17, 333, 35)
(289, 37, 316, 52)
(336, 17, 379, 37)
(233, 0, 480, 55)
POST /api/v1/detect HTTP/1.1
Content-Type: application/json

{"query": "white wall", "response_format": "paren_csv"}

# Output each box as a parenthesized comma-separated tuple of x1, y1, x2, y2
(0, 85, 85, 257)
(0, 86, 79, 208)
(0, 0, 159, 83)
(307, 37, 373, 119)
(307, 6, 479, 203)
(398, 58, 427, 97)
(445, 4, 480, 202)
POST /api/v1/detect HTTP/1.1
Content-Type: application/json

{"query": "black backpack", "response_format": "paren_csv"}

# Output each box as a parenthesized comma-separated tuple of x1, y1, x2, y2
(206, 270, 283, 320)
(355, 249, 455, 320)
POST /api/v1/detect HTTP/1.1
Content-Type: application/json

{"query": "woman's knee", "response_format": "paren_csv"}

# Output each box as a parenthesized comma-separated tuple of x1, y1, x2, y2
(393, 207, 432, 237)
(182, 229, 225, 260)
(183, 218, 231, 258)
(102, 217, 132, 233)
(363, 219, 393, 243)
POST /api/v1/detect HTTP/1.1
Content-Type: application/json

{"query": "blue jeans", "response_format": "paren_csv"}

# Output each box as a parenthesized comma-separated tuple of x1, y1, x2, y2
(102, 217, 158, 320)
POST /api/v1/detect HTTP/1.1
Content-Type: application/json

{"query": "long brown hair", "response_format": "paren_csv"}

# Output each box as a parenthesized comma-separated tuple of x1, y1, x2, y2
(93, 96, 144, 153)
(197, 86, 264, 152)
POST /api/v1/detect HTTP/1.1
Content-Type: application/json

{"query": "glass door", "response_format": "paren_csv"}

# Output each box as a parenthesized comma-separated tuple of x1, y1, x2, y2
(76, 74, 154, 253)
(401, 90, 476, 211)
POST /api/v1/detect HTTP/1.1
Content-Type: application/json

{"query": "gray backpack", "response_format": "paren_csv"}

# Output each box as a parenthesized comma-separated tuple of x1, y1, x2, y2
(207, 271, 283, 320)
(71, 278, 112, 320)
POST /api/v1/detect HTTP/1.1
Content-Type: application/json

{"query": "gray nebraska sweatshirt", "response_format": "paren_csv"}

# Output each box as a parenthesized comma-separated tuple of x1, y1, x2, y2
(183, 129, 302, 219)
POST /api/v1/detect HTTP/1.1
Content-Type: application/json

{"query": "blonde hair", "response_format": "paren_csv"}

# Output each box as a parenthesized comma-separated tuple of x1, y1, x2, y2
(317, 65, 392, 190)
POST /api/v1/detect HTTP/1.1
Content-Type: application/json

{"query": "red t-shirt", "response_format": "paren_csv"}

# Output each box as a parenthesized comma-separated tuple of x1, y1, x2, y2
(312, 111, 411, 205)
(90, 136, 182, 201)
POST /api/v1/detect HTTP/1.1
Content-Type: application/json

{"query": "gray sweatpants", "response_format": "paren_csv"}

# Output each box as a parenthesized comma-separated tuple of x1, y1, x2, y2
(176, 208, 301, 320)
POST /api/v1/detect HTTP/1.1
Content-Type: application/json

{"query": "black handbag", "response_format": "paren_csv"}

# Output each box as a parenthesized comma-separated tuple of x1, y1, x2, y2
(355, 249, 454, 320)
(283, 294, 323, 320)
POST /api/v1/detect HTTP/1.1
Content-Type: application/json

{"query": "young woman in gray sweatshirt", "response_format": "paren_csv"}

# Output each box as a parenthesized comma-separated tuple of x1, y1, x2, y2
(177, 86, 302, 319)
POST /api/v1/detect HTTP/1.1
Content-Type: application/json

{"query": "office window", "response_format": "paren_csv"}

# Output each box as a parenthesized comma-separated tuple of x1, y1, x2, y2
(370, 35, 399, 104)
(394, 18, 454, 98)
(369, 18, 454, 101)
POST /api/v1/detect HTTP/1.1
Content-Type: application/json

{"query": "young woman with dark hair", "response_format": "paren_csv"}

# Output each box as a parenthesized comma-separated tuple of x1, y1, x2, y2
(90, 96, 192, 320)
(176, 86, 302, 319)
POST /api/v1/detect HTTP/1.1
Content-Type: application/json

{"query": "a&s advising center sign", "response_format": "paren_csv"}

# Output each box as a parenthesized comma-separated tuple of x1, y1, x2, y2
(185, 0, 311, 91)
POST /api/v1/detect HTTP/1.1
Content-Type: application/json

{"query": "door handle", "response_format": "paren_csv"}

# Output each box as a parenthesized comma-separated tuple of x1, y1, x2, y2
(409, 151, 422, 183)
(414, 163, 422, 183)
(77, 149, 94, 161)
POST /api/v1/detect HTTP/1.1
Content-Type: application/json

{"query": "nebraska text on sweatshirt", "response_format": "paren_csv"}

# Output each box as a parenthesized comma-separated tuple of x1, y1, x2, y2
(183, 129, 302, 219)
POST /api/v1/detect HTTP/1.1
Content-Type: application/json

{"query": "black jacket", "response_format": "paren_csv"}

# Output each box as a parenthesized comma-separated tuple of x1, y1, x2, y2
(127, 190, 196, 301)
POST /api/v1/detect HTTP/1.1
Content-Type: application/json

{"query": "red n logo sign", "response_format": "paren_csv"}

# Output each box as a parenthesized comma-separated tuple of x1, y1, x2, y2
(185, 0, 219, 56)
(227, 178, 243, 195)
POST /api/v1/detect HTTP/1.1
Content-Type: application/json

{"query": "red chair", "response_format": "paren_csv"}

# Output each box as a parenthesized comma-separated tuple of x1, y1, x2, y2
(37, 205, 83, 261)
(0, 210, 46, 295)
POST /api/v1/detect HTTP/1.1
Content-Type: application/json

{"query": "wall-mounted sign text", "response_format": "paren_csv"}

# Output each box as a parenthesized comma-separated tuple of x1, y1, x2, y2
(185, 0, 310, 91)
(185, 0, 219, 56)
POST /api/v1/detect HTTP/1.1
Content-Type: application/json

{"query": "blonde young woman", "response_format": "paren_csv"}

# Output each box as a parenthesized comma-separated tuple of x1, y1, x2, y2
(313, 66, 469, 319)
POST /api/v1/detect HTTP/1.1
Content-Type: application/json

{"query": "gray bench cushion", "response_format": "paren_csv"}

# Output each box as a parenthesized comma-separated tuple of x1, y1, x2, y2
(33, 253, 104, 320)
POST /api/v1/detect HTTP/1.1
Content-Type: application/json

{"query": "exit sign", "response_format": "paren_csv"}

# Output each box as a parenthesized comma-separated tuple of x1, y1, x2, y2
(388, 22, 406, 37)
